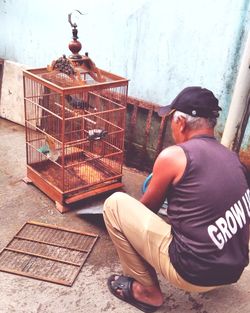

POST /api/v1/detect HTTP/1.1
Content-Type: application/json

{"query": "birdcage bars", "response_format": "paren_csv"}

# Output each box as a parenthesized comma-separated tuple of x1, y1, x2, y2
(23, 68, 128, 212)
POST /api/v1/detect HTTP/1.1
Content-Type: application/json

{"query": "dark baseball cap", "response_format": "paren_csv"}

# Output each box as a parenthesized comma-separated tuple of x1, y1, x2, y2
(158, 86, 222, 118)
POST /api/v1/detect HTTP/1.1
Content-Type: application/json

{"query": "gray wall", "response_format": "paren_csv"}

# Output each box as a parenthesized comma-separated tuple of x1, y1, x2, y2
(0, 0, 250, 150)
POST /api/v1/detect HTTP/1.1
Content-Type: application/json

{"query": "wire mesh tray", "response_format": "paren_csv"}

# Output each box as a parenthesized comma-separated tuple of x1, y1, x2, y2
(0, 221, 98, 286)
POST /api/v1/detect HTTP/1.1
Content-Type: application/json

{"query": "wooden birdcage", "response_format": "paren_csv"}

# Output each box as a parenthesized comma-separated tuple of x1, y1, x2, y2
(23, 12, 129, 212)
(23, 64, 128, 212)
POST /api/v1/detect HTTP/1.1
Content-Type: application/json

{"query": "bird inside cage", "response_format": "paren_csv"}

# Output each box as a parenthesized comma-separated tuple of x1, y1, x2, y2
(65, 94, 97, 111)
(38, 134, 60, 162)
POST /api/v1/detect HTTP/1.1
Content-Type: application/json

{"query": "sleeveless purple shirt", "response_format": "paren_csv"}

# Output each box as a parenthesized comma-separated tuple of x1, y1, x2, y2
(167, 135, 250, 286)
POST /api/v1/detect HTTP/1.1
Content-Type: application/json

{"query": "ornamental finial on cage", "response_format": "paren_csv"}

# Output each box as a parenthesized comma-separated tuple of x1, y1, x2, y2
(68, 10, 84, 60)
(46, 10, 105, 84)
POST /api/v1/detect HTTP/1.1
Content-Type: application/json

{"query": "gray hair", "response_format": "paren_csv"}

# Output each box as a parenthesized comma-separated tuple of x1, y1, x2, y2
(172, 111, 217, 129)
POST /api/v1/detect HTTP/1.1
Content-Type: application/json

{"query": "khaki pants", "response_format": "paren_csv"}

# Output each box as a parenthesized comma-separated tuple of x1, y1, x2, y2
(103, 192, 217, 293)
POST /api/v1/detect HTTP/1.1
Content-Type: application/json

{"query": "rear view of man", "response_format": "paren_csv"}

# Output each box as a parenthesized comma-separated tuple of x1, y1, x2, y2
(103, 87, 250, 313)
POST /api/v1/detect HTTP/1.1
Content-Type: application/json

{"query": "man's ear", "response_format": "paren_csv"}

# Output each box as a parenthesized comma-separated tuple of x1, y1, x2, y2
(179, 116, 186, 132)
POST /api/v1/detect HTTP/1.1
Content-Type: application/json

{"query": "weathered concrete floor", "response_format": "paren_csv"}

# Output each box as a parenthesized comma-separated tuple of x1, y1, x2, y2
(0, 117, 250, 313)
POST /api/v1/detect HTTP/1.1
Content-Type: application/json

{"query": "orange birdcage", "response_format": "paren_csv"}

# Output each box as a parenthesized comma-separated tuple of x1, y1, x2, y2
(23, 12, 128, 212)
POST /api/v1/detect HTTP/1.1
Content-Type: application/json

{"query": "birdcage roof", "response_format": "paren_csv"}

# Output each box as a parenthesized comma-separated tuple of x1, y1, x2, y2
(23, 67, 129, 93)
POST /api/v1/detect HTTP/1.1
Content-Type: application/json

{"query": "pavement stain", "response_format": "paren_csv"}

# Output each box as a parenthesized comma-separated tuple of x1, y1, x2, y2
(185, 292, 208, 313)
(101, 301, 113, 311)
(164, 293, 180, 311)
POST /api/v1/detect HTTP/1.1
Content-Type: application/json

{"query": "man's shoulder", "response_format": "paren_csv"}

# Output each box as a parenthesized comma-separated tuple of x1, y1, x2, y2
(157, 145, 187, 169)
(159, 145, 185, 159)
(155, 145, 187, 184)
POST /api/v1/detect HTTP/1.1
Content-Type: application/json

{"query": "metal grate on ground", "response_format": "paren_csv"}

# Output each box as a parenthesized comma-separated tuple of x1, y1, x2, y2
(0, 221, 98, 286)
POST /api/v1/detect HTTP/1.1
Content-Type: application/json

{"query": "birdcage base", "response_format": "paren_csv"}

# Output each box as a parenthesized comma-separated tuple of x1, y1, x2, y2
(25, 166, 123, 213)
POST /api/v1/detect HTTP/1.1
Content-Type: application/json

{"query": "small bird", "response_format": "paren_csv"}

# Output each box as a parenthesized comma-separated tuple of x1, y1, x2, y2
(66, 95, 96, 110)
(38, 135, 60, 162)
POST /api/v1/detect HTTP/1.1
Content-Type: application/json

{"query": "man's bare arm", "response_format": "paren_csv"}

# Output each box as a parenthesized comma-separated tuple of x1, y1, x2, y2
(140, 145, 186, 213)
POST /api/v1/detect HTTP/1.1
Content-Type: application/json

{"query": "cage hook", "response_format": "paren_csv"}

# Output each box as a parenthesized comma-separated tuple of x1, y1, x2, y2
(68, 10, 85, 29)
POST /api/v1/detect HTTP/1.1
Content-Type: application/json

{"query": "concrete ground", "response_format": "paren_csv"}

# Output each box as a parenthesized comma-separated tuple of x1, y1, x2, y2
(0, 117, 250, 313)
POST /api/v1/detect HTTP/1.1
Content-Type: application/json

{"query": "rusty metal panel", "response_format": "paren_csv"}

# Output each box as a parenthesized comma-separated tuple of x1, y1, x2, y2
(0, 221, 98, 286)
(124, 96, 171, 172)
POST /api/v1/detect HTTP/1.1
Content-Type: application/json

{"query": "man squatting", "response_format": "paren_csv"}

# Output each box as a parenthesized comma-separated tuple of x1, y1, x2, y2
(103, 87, 250, 313)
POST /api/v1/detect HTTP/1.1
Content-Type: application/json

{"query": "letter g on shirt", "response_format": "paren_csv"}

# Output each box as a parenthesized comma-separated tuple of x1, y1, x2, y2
(208, 224, 225, 249)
